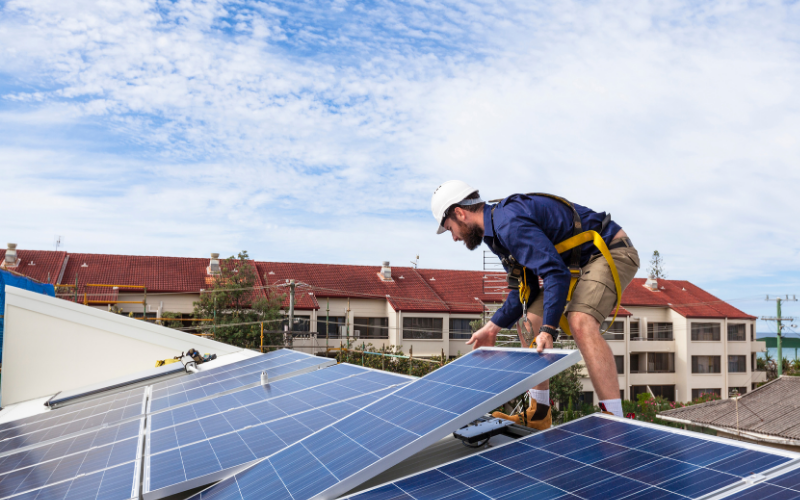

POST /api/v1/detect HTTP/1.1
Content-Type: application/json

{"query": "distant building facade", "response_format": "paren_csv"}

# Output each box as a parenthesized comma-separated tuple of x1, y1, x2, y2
(1, 244, 766, 403)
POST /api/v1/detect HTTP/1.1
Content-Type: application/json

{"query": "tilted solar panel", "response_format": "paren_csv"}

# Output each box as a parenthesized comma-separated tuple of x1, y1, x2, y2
(148, 349, 335, 413)
(0, 418, 144, 500)
(345, 414, 799, 500)
(185, 347, 582, 500)
(0, 387, 146, 437)
(0, 390, 146, 456)
(143, 363, 412, 500)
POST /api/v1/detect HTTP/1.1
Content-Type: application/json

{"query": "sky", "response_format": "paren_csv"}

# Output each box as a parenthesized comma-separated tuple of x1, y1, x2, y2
(1, 0, 799, 331)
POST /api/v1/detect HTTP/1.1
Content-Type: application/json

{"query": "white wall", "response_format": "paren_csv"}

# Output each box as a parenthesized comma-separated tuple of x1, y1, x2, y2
(2, 287, 242, 405)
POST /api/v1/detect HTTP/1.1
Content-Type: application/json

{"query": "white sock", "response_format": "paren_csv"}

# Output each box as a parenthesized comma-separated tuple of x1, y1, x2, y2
(599, 399, 623, 417)
(528, 389, 550, 407)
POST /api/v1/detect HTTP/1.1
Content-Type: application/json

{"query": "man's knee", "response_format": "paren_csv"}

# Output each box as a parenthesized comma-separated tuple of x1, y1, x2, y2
(567, 311, 600, 339)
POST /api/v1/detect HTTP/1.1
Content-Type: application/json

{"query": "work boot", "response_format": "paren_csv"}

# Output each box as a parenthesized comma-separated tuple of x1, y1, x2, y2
(492, 400, 551, 431)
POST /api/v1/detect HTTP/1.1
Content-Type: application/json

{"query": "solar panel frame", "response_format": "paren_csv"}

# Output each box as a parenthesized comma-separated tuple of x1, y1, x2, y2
(142, 364, 414, 500)
(343, 413, 800, 500)
(185, 346, 583, 500)
(146, 350, 335, 414)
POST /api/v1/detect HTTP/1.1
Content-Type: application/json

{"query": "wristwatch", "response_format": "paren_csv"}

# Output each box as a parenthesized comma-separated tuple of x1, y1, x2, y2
(539, 325, 559, 342)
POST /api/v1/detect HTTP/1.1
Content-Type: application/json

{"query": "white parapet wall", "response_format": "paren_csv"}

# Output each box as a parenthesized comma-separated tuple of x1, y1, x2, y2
(1, 286, 243, 406)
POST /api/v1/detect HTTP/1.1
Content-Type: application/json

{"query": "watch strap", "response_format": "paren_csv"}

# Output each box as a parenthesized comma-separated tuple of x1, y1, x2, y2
(540, 325, 559, 341)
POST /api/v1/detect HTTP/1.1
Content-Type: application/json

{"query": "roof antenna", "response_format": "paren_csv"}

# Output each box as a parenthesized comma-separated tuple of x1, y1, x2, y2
(410, 255, 419, 268)
(54, 235, 62, 251)
(261, 371, 269, 385)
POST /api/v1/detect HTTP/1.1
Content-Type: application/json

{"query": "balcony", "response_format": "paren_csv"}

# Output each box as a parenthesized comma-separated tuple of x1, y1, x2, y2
(751, 371, 768, 383)
(751, 340, 766, 353)
(629, 339, 675, 353)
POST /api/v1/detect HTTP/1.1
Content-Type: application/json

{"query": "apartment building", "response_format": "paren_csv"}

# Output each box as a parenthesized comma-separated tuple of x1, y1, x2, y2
(580, 276, 767, 405)
(1, 244, 766, 403)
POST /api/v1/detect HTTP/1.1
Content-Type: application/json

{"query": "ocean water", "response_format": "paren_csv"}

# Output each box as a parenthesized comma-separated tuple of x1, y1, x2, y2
(760, 347, 800, 361)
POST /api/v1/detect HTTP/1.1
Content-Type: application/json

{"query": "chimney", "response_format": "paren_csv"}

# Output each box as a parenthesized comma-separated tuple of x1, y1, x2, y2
(208, 253, 221, 275)
(644, 273, 658, 291)
(4, 243, 18, 268)
(379, 261, 392, 281)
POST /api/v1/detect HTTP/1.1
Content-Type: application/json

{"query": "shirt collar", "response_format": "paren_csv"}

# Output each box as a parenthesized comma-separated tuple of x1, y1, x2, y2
(483, 204, 495, 238)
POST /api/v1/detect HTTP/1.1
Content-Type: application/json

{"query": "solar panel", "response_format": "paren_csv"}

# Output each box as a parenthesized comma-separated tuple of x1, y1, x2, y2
(0, 387, 146, 436)
(143, 363, 412, 499)
(0, 389, 146, 456)
(345, 413, 799, 500)
(148, 349, 335, 413)
(184, 347, 582, 500)
(0, 418, 144, 500)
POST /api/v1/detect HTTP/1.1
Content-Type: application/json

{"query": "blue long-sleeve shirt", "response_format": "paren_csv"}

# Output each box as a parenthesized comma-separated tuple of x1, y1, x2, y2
(484, 194, 622, 329)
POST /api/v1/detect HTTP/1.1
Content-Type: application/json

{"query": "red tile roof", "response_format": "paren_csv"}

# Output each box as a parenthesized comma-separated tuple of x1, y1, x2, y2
(257, 262, 450, 313)
(0, 249, 67, 285)
(621, 278, 755, 319)
(0, 248, 754, 319)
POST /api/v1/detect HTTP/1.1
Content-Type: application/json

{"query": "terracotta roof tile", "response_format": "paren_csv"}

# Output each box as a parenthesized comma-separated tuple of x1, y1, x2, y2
(659, 377, 800, 440)
(0, 249, 67, 285)
(622, 278, 755, 319)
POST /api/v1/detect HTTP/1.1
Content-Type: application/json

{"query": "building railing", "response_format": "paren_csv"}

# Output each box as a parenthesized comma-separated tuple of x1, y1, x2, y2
(630, 369, 675, 374)
(630, 336, 674, 341)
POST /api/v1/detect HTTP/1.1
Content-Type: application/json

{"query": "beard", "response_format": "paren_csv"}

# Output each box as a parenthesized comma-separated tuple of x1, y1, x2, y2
(455, 219, 484, 251)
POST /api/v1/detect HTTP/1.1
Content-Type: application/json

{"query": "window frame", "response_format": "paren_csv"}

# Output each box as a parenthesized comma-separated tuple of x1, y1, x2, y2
(353, 317, 389, 339)
(727, 323, 746, 342)
(691, 322, 721, 342)
(692, 355, 722, 374)
(449, 318, 476, 340)
(728, 355, 747, 373)
(402, 317, 444, 340)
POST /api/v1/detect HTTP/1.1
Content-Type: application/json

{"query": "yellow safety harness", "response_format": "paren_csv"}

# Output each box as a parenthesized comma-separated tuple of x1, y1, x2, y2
(489, 193, 623, 343)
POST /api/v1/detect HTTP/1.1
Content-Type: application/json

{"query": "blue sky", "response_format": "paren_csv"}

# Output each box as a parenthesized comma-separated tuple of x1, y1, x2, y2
(1, 0, 799, 331)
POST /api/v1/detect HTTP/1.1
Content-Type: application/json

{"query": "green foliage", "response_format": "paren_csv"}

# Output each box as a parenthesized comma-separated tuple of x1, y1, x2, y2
(159, 311, 184, 329)
(621, 392, 721, 427)
(333, 343, 455, 377)
(550, 363, 583, 411)
(647, 250, 667, 279)
(193, 251, 284, 348)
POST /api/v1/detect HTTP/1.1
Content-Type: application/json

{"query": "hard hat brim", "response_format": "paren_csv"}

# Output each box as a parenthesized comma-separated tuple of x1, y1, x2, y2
(436, 224, 447, 235)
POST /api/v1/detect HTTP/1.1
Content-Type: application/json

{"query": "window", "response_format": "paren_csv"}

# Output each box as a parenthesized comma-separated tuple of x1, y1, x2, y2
(648, 353, 675, 373)
(728, 324, 746, 342)
(449, 318, 475, 340)
(353, 317, 389, 339)
(692, 388, 721, 400)
(646, 322, 673, 340)
(650, 385, 676, 402)
(403, 317, 443, 339)
(750, 323, 754, 341)
(630, 353, 640, 373)
(729, 387, 747, 397)
(317, 316, 346, 338)
(615, 355, 624, 374)
(630, 386, 649, 399)
(601, 321, 624, 341)
(692, 356, 721, 373)
(729, 355, 747, 373)
(692, 322, 721, 341)
(630, 321, 640, 340)
(577, 391, 593, 406)
(282, 315, 310, 332)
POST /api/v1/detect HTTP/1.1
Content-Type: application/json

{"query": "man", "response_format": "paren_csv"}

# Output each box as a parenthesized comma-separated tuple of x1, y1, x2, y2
(432, 180, 640, 428)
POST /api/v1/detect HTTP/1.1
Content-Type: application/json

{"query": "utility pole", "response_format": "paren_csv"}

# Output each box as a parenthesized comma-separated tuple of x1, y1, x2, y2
(325, 298, 330, 353)
(288, 280, 296, 348)
(762, 295, 797, 377)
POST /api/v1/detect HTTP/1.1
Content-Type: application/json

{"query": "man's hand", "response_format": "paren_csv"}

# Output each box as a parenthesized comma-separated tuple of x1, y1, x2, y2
(466, 321, 501, 349)
(534, 326, 555, 353)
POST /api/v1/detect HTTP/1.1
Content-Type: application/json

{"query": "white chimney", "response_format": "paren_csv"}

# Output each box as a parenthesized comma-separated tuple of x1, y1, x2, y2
(644, 274, 658, 291)
(380, 261, 392, 281)
(208, 253, 220, 275)
(4, 243, 18, 268)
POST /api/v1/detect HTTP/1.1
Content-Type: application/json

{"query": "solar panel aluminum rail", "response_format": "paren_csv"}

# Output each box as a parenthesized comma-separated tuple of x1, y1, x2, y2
(343, 413, 800, 500)
(185, 347, 582, 500)
(142, 364, 414, 500)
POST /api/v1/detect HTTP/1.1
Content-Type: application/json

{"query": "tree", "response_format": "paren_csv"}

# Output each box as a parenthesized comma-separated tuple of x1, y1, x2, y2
(647, 250, 667, 279)
(194, 251, 284, 348)
(550, 363, 583, 410)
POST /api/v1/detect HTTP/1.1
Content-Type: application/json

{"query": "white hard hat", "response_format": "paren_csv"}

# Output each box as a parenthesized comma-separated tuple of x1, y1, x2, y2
(431, 180, 482, 234)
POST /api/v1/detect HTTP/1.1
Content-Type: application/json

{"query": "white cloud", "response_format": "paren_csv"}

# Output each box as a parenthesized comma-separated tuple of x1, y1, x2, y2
(0, 0, 798, 306)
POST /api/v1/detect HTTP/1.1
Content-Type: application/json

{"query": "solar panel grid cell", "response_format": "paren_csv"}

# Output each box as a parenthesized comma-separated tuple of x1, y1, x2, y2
(143, 364, 412, 499)
(346, 414, 795, 500)
(720, 466, 800, 499)
(185, 348, 581, 500)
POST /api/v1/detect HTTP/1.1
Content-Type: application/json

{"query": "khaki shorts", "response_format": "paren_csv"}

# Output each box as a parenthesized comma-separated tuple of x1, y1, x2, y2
(528, 245, 640, 326)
